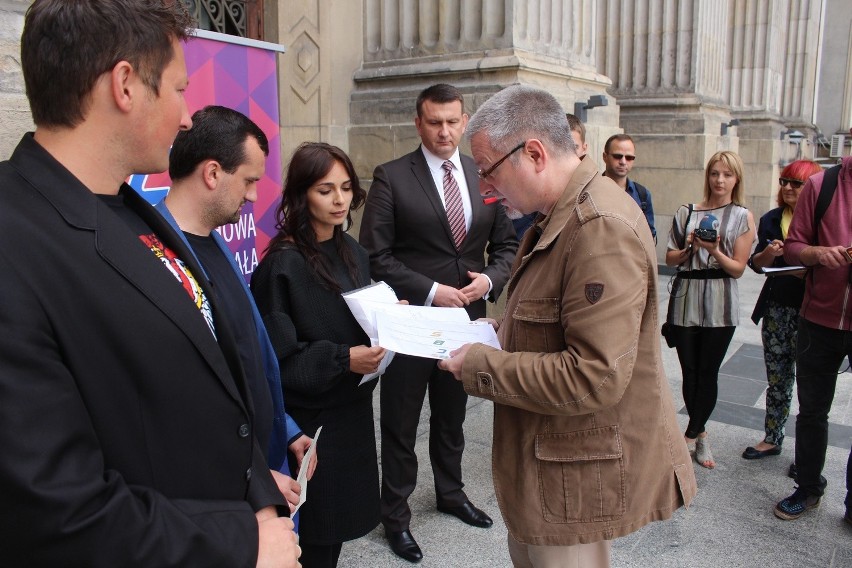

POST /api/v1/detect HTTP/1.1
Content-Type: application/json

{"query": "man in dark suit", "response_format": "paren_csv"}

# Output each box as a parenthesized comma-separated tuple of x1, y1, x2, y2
(359, 83, 518, 562)
(0, 2, 299, 566)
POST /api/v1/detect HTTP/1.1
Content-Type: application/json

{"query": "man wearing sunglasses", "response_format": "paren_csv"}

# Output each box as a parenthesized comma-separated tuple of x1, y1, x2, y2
(602, 133, 657, 242)
(360, 83, 517, 562)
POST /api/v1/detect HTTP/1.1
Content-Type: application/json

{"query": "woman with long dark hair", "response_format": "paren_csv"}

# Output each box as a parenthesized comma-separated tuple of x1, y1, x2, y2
(251, 142, 385, 567)
(665, 151, 756, 469)
(742, 159, 822, 461)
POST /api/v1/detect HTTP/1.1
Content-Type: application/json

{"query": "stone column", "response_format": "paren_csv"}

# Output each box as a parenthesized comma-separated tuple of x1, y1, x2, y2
(843, 21, 852, 133)
(599, 0, 732, 250)
(729, 0, 822, 217)
(350, 0, 619, 181)
(599, 0, 824, 250)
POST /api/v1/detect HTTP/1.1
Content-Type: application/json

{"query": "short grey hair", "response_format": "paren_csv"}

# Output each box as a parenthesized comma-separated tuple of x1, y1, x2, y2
(467, 85, 575, 158)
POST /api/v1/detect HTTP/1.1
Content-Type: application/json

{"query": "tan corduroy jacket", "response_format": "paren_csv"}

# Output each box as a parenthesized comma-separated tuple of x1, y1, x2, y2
(462, 157, 697, 546)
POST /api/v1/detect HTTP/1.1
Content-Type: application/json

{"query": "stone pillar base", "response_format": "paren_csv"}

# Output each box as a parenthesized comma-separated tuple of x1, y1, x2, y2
(349, 50, 620, 183)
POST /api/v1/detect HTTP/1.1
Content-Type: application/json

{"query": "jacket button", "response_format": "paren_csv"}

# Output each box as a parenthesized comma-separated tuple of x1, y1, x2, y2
(481, 377, 491, 387)
(238, 424, 250, 438)
(245, 467, 252, 482)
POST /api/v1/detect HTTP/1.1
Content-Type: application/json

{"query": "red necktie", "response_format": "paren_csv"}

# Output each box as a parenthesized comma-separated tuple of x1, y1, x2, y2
(442, 160, 467, 249)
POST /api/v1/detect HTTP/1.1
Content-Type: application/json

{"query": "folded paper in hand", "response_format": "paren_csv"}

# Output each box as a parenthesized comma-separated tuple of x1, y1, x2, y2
(293, 425, 322, 515)
(342, 282, 398, 384)
(761, 265, 806, 276)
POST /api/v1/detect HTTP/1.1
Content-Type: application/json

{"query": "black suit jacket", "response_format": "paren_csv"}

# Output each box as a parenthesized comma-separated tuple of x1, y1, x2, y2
(359, 147, 517, 319)
(0, 135, 284, 567)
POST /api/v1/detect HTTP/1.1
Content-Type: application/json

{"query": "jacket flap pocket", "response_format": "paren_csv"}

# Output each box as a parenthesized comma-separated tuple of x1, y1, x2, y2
(535, 425, 622, 462)
(513, 298, 560, 323)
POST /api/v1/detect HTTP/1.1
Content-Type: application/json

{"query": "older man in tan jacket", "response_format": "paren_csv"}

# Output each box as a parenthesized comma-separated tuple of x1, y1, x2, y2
(440, 85, 696, 567)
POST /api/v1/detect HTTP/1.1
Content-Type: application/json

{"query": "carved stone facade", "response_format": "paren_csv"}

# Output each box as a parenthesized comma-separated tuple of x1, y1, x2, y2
(2, 1, 851, 261)
(594, 0, 830, 248)
(274, 0, 361, 161)
(349, 1, 617, 195)
(338, 0, 851, 258)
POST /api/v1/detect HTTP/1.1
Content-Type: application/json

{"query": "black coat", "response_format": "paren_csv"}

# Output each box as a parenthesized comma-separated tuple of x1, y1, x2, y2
(0, 135, 284, 567)
(251, 236, 380, 544)
(749, 206, 806, 323)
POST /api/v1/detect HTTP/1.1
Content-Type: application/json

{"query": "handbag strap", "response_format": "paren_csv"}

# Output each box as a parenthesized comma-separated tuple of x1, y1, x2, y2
(679, 204, 694, 249)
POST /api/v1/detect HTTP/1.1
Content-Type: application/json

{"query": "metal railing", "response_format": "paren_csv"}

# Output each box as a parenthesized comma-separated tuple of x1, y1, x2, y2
(182, 0, 255, 38)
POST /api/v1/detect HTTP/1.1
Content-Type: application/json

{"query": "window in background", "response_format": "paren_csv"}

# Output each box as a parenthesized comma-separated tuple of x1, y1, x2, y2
(181, 0, 264, 40)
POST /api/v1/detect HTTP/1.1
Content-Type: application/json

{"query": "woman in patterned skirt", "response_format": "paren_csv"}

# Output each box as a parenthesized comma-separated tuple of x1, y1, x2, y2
(742, 159, 822, 461)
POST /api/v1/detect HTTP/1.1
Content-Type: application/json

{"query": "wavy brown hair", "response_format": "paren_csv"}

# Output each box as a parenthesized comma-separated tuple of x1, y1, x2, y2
(267, 142, 367, 292)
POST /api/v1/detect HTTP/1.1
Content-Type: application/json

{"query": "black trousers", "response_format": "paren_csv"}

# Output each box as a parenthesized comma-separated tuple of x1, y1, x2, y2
(672, 324, 736, 439)
(794, 317, 852, 508)
(379, 354, 468, 531)
(299, 541, 342, 568)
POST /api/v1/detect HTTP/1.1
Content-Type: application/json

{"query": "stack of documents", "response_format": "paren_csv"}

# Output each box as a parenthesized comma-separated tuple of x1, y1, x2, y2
(342, 282, 501, 383)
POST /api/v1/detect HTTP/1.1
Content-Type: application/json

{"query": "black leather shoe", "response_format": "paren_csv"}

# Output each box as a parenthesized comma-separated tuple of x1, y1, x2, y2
(742, 445, 782, 460)
(437, 500, 493, 528)
(385, 528, 423, 563)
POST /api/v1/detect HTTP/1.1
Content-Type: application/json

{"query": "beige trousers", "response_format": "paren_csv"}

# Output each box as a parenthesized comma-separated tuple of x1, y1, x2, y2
(507, 533, 611, 568)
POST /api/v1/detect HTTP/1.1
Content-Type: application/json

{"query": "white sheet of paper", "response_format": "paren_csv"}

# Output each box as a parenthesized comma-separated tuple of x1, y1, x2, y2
(364, 302, 470, 327)
(342, 282, 401, 385)
(342, 282, 399, 338)
(762, 265, 807, 276)
(293, 425, 322, 515)
(375, 311, 501, 359)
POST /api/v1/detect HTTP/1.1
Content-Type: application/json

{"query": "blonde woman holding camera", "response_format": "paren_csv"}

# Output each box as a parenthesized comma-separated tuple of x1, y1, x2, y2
(665, 151, 756, 469)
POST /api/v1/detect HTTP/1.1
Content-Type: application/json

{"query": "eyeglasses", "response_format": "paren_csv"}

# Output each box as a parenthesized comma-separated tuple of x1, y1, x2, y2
(607, 153, 636, 162)
(477, 142, 526, 180)
(779, 177, 804, 189)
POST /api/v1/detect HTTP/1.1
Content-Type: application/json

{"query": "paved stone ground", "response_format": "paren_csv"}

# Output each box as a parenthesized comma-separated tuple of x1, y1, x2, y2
(336, 268, 852, 567)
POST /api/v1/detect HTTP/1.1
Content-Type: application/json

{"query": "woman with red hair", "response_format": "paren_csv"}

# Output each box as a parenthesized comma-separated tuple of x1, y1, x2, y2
(742, 159, 823, 461)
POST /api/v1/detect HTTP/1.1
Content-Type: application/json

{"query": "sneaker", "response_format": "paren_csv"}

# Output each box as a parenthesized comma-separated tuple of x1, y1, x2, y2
(774, 487, 821, 520)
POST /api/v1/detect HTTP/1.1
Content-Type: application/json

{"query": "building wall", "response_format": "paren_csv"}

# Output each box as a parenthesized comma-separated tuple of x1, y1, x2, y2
(2, 0, 850, 264)
(274, 0, 363, 162)
(0, 0, 32, 160)
(816, 0, 852, 137)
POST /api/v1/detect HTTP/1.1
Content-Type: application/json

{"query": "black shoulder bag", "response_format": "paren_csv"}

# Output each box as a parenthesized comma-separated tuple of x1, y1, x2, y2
(661, 204, 693, 347)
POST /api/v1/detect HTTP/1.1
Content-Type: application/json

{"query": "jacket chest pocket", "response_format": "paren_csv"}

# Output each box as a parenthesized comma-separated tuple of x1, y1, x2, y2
(511, 298, 563, 353)
(535, 425, 625, 524)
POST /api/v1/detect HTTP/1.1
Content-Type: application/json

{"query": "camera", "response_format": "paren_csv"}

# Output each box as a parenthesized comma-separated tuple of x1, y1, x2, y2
(695, 214, 719, 242)
(694, 227, 717, 242)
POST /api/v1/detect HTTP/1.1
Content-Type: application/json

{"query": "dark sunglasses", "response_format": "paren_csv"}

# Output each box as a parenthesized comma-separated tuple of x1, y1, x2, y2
(608, 153, 636, 161)
(477, 142, 526, 180)
(779, 178, 804, 189)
